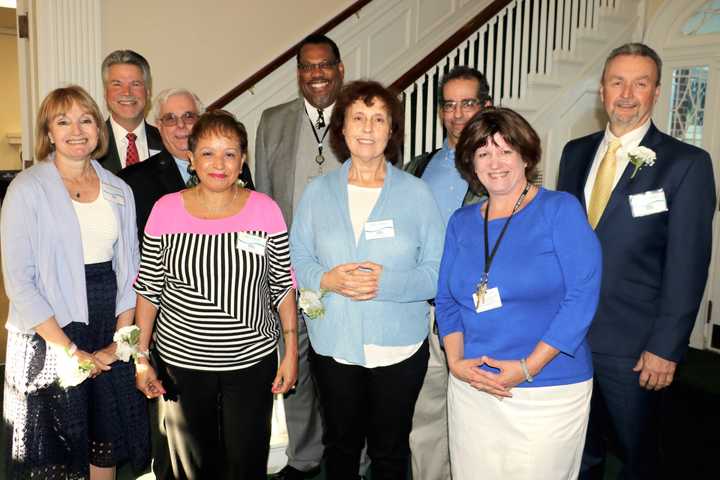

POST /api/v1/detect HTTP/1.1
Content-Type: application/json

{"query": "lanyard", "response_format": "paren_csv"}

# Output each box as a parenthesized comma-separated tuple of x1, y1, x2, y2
(476, 182, 531, 306)
(305, 107, 330, 168)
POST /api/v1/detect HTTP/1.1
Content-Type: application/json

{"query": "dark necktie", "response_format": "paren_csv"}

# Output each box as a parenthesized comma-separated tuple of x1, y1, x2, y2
(125, 133, 139, 166)
(316, 109, 325, 129)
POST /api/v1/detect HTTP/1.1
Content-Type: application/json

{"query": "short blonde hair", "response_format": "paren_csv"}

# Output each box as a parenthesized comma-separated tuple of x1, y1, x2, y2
(35, 85, 109, 161)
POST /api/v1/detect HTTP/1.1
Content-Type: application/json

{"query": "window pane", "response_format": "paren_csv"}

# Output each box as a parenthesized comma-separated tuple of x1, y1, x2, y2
(668, 66, 708, 147)
(683, 0, 720, 35)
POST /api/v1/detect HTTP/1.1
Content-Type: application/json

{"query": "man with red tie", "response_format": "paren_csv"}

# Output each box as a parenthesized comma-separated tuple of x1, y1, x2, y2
(98, 49, 162, 173)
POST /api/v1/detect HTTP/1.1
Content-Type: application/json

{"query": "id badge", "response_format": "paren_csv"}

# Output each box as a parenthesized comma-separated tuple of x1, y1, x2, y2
(628, 189, 668, 217)
(364, 219, 395, 240)
(472, 287, 503, 313)
(102, 183, 125, 205)
(236, 232, 267, 255)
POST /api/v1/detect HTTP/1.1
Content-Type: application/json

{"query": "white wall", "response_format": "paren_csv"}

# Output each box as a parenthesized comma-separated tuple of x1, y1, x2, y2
(101, 0, 355, 107)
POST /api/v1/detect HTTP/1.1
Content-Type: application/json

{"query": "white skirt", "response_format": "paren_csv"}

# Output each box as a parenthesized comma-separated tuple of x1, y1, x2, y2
(448, 375, 592, 480)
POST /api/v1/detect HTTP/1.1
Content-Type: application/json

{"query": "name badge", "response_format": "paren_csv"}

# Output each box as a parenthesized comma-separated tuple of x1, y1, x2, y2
(364, 220, 395, 240)
(628, 189, 668, 218)
(102, 183, 125, 206)
(472, 287, 503, 313)
(236, 232, 267, 255)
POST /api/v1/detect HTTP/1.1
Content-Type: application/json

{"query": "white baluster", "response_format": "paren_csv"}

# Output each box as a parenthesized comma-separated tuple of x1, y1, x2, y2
(520, 0, 531, 98)
(539, 0, 549, 74)
(546, 0, 556, 74)
(569, 0, 577, 52)
(494, 11, 505, 102)
(403, 86, 413, 164)
(505, 4, 516, 100)
(468, 34, 477, 71)
(530, 0, 541, 75)
(425, 70, 435, 153)
(414, 76, 425, 156)
(487, 17, 496, 99)
(435, 62, 446, 149)
(477, 25, 487, 75)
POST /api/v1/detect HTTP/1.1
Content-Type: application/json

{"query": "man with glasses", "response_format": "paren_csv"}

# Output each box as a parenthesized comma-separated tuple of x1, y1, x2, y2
(256, 33, 344, 480)
(98, 50, 163, 173)
(405, 65, 492, 480)
(119, 88, 253, 237)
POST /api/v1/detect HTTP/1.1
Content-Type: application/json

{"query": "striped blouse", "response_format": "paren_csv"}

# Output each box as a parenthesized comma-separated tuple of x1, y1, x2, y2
(134, 190, 295, 371)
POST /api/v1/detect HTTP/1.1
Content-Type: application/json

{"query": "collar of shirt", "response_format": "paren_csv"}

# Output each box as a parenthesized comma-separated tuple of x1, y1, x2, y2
(304, 98, 334, 126)
(421, 139, 467, 226)
(172, 155, 191, 184)
(110, 116, 149, 168)
(583, 119, 652, 206)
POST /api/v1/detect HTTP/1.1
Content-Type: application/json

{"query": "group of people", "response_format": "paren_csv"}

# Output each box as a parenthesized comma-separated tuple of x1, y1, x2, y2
(1, 31, 716, 480)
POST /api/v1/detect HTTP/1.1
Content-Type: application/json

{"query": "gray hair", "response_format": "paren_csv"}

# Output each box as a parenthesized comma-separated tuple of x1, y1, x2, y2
(602, 43, 663, 85)
(153, 88, 205, 122)
(101, 49, 152, 90)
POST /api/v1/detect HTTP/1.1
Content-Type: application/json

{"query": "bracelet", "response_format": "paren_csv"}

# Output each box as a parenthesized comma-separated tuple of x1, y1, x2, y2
(520, 358, 534, 383)
(282, 329, 297, 335)
(65, 342, 77, 357)
(135, 350, 150, 359)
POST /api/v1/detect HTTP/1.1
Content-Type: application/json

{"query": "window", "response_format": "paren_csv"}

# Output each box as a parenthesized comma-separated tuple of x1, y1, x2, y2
(682, 0, 720, 35)
(667, 66, 708, 146)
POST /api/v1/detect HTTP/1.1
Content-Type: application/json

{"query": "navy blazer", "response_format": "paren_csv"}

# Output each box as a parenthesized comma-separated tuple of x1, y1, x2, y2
(557, 123, 716, 361)
(98, 119, 163, 174)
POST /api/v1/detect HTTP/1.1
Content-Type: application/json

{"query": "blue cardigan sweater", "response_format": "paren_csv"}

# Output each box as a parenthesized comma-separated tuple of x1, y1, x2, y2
(1, 158, 139, 333)
(290, 160, 445, 365)
(435, 188, 602, 387)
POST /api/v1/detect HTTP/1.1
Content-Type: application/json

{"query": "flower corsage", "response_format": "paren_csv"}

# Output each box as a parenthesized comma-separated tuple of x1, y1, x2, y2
(299, 288, 327, 319)
(56, 344, 94, 389)
(627, 146, 656, 179)
(113, 325, 142, 361)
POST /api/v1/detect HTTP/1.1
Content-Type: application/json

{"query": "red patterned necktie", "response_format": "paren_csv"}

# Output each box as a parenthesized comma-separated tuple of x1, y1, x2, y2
(125, 132, 139, 166)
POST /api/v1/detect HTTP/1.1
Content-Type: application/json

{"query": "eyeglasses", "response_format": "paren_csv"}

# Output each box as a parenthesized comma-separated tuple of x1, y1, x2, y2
(297, 60, 340, 72)
(441, 99, 483, 112)
(159, 111, 199, 127)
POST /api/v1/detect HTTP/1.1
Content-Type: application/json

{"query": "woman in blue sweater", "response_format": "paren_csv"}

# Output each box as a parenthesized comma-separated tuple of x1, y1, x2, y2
(435, 108, 601, 479)
(290, 80, 444, 479)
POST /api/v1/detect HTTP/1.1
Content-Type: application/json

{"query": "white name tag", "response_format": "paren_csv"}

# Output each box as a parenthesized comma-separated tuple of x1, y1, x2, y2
(364, 219, 395, 240)
(102, 183, 125, 206)
(472, 287, 503, 313)
(236, 232, 267, 255)
(628, 189, 668, 218)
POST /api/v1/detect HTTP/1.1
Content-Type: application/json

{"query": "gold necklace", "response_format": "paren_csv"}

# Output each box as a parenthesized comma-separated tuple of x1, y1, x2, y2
(195, 186, 238, 215)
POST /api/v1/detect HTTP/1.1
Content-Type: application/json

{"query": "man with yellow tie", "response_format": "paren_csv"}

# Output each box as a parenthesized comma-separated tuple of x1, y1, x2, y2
(557, 43, 716, 479)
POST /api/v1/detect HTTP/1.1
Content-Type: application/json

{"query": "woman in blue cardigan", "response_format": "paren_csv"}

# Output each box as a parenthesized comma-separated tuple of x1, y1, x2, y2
(290, 80, 444, 479)
(435, 108, 602, 479)
(1, 86, 148, 479)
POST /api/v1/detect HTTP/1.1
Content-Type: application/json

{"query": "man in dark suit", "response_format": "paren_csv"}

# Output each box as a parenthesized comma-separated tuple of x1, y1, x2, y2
(119, 88, 253, 238)
(98, 49, 163, 173)
(557, 43, 716, 479)
(256, 34, 345, 480)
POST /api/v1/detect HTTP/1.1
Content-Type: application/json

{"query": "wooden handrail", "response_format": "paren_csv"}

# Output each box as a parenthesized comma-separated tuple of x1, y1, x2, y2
(390, 0, 512, 92)
(209, 0, 373, 110)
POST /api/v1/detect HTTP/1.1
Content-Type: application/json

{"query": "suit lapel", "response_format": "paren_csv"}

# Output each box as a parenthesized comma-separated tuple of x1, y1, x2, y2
(104, 119, 122, 173)
(596, 123, 662, 229)
(156, 150, 185, 192)
(573, 133, 603, 210)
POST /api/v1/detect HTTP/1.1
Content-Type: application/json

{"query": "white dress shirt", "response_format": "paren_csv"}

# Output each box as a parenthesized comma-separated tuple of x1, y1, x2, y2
(304, 99, 334, 127)
(583, 120, 652, 207)
(110, 116, 151, 169)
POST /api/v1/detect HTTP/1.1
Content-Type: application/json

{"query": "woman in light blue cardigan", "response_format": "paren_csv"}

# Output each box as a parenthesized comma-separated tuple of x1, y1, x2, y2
(290, 81, 444, 479)
(1, 86, 148, 479)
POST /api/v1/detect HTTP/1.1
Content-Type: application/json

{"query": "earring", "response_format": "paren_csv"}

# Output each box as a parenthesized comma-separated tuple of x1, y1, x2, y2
(236, 178, 246, 188)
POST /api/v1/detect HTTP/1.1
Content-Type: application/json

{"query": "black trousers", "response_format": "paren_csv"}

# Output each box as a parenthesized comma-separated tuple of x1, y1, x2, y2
(311, 340, 429, 480)
(158, 353, 277, 480)
(580, 353, 662, 480)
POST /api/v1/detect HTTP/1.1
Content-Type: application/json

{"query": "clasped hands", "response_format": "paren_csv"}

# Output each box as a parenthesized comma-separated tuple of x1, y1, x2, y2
(449, 355, 529, 399)
(320, 261, 382, 301)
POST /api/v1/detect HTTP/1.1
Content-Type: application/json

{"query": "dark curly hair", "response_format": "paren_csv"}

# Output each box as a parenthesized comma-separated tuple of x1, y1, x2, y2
(455, 107, 541, 195)
(328, 80, 404, 165)
(188, 109, 248, 154)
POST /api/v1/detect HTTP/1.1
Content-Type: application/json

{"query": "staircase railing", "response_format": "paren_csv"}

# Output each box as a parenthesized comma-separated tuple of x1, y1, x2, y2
(394, 0, 620, 163)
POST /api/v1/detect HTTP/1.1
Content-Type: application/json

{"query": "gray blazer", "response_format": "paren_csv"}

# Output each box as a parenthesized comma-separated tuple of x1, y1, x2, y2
(255, 98, 305, 224)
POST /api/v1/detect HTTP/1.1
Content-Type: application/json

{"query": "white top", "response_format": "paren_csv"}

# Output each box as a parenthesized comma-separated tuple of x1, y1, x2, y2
(336, 184, 423, 368)
(583, 120, 652, 207)
(72, 189, 119, 263)
(109, 116, 151, 169)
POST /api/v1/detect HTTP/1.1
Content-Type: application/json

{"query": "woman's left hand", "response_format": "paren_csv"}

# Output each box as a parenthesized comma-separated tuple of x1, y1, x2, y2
(481, 356, 527, 390)
(272, 354, 298, 395)
(93, 343, 118, 368)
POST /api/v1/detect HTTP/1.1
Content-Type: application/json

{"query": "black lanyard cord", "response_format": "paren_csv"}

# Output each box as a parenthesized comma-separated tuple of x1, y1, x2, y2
(305, 107, 330, 165)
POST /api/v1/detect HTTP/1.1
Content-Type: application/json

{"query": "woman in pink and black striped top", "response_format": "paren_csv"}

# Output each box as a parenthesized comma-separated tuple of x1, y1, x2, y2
(133, 111, 298, 479)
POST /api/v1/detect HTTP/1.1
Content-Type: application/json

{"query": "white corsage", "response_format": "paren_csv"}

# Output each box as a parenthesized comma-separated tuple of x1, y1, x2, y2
(113, 325, 141, 362)
(627, 146, 656, 179)
(299, 289, 326, 319)
(56, 349, 94, 389)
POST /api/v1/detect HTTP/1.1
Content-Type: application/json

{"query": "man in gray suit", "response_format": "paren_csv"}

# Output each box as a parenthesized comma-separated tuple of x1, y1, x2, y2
(256, 33, 344, 480)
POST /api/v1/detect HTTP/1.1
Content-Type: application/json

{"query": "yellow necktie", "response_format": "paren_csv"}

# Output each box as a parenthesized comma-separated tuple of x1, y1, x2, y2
(588, 139, 622, 229)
